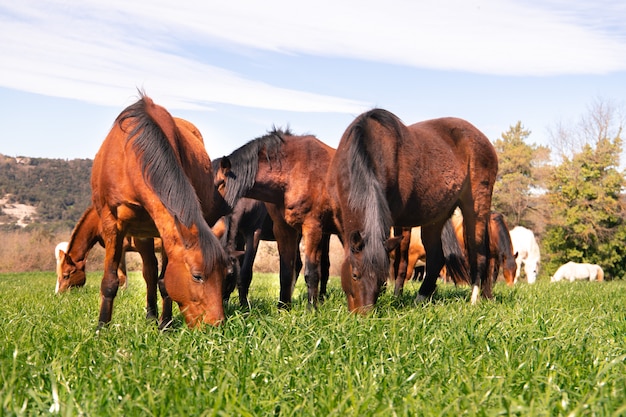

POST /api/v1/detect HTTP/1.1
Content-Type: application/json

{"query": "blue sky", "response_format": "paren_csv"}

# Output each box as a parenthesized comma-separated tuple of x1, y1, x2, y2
(1, 0, 625, 160)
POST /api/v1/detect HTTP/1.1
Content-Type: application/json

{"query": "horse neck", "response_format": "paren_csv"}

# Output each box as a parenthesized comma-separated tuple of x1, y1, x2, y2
(67, 208, 102, 261)
(175, 130, 226, 226)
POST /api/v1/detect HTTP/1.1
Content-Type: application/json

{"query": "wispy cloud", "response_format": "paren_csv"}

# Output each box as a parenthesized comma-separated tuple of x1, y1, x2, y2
(1, 0, 625, 113)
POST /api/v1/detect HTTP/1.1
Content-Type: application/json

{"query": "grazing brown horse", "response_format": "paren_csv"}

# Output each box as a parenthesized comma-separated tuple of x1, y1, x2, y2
(327, 109, 498, 312)
(215, 129, 335, 308)
(55, 205, 164, 319)
(213, 195, 304, 307)
(91, 94, 228, 328)
(445, 211, 517, 286)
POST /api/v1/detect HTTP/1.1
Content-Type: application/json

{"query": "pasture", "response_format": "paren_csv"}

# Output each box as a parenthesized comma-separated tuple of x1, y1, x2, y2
(2, 271, 626, 416)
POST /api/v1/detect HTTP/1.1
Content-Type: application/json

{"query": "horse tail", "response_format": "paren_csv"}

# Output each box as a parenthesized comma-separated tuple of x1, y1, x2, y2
(441, 218, 470, 284)
(596, 265, 604, 282)
(345, 109, 402, 280)
(117, 93, 201, 229)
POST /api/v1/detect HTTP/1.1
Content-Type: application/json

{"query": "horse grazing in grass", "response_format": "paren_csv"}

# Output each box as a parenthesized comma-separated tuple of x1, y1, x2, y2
(551, 262, 604, 282)
(444, 211, 517, 286)
(213, 193, 299, 307)
(215, 129, 335, 308)
(509, 226, 540, 284)
(91, 94, 228, 328)
(328, 109, 498, 312)
(55, 206, 164, 319)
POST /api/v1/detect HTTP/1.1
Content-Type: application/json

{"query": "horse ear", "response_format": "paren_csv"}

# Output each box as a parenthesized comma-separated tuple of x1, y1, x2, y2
(513, 251, 519, 259)
(385, 236, 403, 253)
(220, 157, 231, 172)
(174, 216, 198, 249)
(349, 231, 364, 254)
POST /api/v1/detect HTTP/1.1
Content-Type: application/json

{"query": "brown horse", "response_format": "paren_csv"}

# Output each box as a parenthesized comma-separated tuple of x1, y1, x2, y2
(215, 129, 335, 308)
(445, 211, 517, 286)
(91, 94, 228, 328)
(55, 205, 165, 319)
(327, 109, 498, 312)
(213, 195, 305, 307)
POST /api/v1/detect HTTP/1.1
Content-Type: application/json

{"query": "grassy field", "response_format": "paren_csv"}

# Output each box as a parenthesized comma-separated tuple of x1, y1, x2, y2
(1, 271, 625, 416)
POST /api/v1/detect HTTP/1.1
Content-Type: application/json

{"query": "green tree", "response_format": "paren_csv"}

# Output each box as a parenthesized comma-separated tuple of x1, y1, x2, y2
(492, 122, 550, 229)
(543, 101, 626, 279)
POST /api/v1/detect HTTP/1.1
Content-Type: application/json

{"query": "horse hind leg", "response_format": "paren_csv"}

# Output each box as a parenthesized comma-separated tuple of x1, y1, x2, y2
(157, 252, 174, 330)
(416, 223, 446, 303)
(134, 238, 159, 320)
(459, 206, 492, 303)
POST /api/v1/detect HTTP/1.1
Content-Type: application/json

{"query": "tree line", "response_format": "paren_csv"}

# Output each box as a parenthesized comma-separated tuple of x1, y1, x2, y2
(493, 99, 625, 279)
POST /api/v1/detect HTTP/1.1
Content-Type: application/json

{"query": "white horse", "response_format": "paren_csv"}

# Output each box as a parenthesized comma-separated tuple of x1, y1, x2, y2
(509, 226, 540, 284)
(551, 262, 604, 282)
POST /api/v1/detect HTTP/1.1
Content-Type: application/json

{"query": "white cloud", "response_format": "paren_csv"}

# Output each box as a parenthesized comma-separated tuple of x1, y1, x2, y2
(1, 0, 625, 113)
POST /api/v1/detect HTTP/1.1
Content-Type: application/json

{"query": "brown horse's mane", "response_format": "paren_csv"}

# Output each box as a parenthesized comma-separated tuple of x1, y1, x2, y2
(221, 128, 291, 208)
(117, 95, 202, 230)
(491, 212, 515, 260)
(115, 95, 226, 267)
(66, 205, 103, 258)
(344, 109, 404, 282)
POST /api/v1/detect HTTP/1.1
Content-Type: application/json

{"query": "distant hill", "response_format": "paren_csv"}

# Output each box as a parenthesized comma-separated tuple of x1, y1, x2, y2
(0, 153, 93, 229)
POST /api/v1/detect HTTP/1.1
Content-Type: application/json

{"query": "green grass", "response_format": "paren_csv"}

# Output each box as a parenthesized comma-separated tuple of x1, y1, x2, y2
(1, 271, 626, 416)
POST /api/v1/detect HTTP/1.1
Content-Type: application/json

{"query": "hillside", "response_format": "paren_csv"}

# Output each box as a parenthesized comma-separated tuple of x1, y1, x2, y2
(0, 153, 93, 229)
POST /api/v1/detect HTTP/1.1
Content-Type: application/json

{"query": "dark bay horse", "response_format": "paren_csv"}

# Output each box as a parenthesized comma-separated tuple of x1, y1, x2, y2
(91, 94, 228, 328)
(215, 129, 335, 308)
(55, 205, 164, 319)
(328, 109, 498, 312)
(212, 195, 304, 307)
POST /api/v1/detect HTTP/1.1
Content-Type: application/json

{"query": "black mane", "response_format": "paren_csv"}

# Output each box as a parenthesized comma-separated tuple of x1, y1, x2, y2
(221, 128, 291, 208)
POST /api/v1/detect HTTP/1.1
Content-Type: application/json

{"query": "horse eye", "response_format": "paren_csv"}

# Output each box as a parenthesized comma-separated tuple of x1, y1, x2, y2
(352, 272, 360, 281)
(63, 274, 70, 280)
(192, 274, 204, 283)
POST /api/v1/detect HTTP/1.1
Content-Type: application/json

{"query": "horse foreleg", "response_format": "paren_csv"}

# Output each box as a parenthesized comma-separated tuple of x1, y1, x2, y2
(99, 231, 125, 327)
(416, 223, 446, 303)
(237, 231, 260, 308)
(461, 209, 492, 303)
(157, 252, 173, 330)
(272, 221, 300, 309)
(319, 233, 331, 301)
(302, 224, 325, 308)
(134, 238, 159, 320)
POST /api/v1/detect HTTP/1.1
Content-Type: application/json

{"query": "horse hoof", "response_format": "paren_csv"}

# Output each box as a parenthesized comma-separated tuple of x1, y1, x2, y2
(470, 285, 480, 305)
(414, 293, 429, 305)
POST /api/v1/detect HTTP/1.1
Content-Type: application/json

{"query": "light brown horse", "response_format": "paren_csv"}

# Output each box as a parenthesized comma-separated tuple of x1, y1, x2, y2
(55, 205, 164, 319)
(215, 129, 335, 308)
(328, 109, 498, 312)
(91, 94, 228, 328)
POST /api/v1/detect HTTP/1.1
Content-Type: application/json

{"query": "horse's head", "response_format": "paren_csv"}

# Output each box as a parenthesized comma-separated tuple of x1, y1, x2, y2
(213, 157, 232, 198)
(341, 231, 400, 313)
(163, 219, 228, 328)
(502, 251, 518, 286)
(55, 250, 87, 294)
(525, 258, 539, 284)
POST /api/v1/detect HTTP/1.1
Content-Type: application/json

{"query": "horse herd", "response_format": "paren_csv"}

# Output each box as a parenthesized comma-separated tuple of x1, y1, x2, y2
(53, 93, 603, 329)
